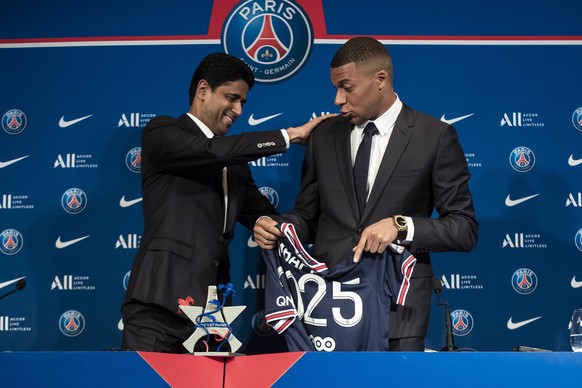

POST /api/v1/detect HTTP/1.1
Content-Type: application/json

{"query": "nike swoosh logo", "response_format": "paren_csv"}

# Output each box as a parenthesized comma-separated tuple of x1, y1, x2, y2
(568, 155, 582, 167)
(0, 277, 26, 291)
(55, 235, 90, 249)
(119, 195, 142, 208)
(507, 316, 542, 330)
(247, 235, 258, 248)
(505, 193, 540, 207)
(572, 276, 582, 288)
(248, 113, 283, 126)
(440, 113, 474, 125)
(58, 114, 93, 128)
(0, 155, 29, 169)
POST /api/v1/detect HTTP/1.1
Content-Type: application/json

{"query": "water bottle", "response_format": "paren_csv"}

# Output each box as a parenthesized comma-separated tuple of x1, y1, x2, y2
(570, 309, 582, 352)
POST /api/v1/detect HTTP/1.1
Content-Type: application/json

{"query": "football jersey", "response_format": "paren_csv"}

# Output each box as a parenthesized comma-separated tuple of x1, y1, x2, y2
(263, 223, 417, 351)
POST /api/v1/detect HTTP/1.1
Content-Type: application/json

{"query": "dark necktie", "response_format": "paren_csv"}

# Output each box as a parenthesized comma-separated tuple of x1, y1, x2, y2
(353, 122, 379, 216)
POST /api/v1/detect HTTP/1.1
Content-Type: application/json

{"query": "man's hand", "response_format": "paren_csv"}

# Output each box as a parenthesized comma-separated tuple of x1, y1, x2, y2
(286, 113, 337, 144)
(253, 216, 281, 249)
(352, 218, 398, 262)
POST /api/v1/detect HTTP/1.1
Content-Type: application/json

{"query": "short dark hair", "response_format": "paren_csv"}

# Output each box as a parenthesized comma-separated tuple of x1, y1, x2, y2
(331, 37, 393, 80)
(188, 52, 255, 105)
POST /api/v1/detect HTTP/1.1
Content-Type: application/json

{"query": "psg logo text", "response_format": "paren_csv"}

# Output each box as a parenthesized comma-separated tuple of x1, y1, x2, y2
(222, 0, 313, 83)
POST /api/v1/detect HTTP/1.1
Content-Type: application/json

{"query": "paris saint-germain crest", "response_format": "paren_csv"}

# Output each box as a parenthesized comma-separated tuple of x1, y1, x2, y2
(1, 229, 23, 256)
(61, 188, 88, 214)
(125, 147, 141, 173)
(451, 309, 474, 336)
(511, 268, 538, 295)
(222, 0, 313, 83)
(509, 146, 535, 172)
(2, 109, 27, 135)
(59, 310, 85, 337)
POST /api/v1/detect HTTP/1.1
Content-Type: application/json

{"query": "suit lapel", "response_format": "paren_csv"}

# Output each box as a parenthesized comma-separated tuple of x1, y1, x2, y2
(179, 114, 232, 231)
(363, 105, 414, 219)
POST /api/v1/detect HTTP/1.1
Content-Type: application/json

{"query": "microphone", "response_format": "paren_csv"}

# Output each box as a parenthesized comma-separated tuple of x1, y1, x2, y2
(432, 277, 457, 352)
(0, 278, 27, 301)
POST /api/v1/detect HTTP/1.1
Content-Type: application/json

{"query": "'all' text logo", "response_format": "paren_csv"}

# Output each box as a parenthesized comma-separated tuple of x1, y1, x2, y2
(116, 234, 142, 249)
(503, 233, 524, 248)
(51, 275, 73, 290)
(566, 193, 582, 207)
(1, 195, 12, 209)
(244, 274, 266, 289)
(55, 154, 77, 168)
(118, 113, 155, 128)
(501, 112, 522, 126)
(441, 274, 460, 289)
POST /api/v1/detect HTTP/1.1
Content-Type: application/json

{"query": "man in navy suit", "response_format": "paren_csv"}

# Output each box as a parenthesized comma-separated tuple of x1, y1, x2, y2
(122, 53, 333, 353)
(254, 37, 478, 351)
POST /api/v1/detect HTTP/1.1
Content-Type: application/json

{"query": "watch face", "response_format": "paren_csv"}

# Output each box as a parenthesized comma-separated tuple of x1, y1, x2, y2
(395, 216, 407, 229)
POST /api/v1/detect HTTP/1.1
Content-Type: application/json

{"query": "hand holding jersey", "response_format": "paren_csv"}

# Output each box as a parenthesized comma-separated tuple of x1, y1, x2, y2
(255, 216, 403, 262)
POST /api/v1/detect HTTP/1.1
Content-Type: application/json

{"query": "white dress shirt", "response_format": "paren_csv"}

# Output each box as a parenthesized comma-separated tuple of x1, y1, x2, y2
(349, 95, 414, 242)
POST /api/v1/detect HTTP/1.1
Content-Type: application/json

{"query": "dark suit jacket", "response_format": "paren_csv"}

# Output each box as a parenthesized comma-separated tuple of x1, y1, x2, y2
(123, 114, 287, 313)
(278, 104, 478, 338)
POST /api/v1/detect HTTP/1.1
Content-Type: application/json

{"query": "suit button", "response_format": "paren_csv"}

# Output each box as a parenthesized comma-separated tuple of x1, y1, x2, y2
(211, 260, 219, 268)
(218, 236, 224, 243)
(357, 228, 363, 235)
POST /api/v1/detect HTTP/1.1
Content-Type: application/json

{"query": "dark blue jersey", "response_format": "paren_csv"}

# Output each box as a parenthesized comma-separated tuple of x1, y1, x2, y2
(263, 223, 416, 351)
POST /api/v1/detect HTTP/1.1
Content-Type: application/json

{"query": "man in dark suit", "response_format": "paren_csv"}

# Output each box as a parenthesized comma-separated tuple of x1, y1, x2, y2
(121, 52, 333, 353)
(254, 37, 478, 351)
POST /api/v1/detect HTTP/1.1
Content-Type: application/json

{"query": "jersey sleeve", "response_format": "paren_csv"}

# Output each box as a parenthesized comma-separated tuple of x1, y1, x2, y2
(262, 248, 298, 334)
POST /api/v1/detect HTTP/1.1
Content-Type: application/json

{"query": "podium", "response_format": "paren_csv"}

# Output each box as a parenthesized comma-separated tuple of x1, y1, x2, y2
(1, 351, 581, 387)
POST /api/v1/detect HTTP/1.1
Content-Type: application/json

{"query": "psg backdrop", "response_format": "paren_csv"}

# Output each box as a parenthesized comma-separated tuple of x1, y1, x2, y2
(1, 0, 581, 353)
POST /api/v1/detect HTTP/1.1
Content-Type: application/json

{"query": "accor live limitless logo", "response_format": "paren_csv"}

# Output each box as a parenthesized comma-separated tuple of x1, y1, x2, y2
(118, 113, 155, 128)
(440, 274, 483, 290)
(502, 233, 547, 249)
(0, 194, 33, 210)
(249, 153, 289, 167)
(51, 275, 95, 291)
(0, 316, 31, 332)
(500, 112, 545, 127)
(54, 153, 98, 169)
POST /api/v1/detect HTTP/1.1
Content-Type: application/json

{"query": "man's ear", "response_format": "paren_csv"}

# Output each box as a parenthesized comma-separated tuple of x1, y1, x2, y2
(197, 79, 209, 99)
(376, 69, 389, 91)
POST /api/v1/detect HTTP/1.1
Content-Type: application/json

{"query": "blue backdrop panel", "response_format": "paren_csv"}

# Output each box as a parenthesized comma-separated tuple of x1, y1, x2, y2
(0, 0, 581, 353)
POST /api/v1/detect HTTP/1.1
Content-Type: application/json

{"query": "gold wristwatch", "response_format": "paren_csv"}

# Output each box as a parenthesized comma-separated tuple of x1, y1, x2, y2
(392, 215, 408, 241)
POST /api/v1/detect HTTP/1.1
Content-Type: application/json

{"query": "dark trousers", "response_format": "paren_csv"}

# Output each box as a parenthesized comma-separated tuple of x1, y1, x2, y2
(121, 302, 193, 354)
(388, 276, 433, 351)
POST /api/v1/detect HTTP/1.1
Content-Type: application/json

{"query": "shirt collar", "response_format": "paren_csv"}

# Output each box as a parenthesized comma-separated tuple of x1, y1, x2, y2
(186, 112, 214, 139)
(356, 93, 403, 135)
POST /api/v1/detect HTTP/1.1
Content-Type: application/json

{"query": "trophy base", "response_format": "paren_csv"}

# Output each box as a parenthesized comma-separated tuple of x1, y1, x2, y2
(192, 352, 245, 357)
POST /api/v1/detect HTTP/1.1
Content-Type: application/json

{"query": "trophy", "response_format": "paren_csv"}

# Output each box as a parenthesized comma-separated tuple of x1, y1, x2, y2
(178, 283, 246, 355)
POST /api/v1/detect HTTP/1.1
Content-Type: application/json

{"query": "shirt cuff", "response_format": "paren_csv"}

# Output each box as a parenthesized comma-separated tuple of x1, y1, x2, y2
(280, 129, 290, 149)
(400, 216, 415, 244)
